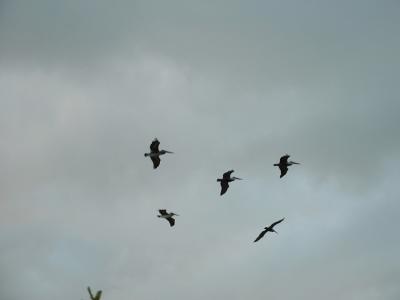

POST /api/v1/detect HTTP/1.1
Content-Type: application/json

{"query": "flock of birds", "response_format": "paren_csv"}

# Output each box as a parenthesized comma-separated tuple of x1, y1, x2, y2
(145, 137, 300, 243)
(84, 138, 300, 299)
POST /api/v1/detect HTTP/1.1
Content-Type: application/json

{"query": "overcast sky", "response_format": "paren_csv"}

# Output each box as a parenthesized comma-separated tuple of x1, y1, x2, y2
(1, 1, 399, 299)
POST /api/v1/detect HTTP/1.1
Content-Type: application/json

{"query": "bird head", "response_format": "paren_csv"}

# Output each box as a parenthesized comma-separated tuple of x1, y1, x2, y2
(161, 150, 174, 154)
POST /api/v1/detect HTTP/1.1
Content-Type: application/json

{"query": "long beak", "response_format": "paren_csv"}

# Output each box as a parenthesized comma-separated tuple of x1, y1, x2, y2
(165, 151, 174, 154)
(291, 161, 300, 164)
(234, 177, 243, 180)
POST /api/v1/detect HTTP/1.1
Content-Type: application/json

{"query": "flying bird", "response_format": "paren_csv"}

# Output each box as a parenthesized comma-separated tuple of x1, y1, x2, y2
(274, 154, 300, 178)
(87, 287, 102, 300)
(144, 138, 173, 169)
(158, 209, 179, 227)
(254, 218, 285, 242)
(217, 170, 242, 196)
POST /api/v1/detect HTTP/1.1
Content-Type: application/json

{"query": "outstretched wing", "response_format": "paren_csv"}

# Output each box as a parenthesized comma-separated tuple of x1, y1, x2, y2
(87, 287, 94, 300)
(223, 170, 234, 179)
(270, 218, 285, 228)
(94, 291, 102, 300)
(220, 180, 229, 196)
(150, 139, 160, 153)
(166, 217, 175, 227)
(254, 229, 268, 242)
(279, 155, 290, 165)
(159, 209, 168, 215)
(279, 165, 288, 178)
(151, 156, 161, 169)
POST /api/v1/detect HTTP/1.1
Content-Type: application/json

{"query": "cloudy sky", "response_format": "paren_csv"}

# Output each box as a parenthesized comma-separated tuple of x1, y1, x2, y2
(1, 1, 399, 299)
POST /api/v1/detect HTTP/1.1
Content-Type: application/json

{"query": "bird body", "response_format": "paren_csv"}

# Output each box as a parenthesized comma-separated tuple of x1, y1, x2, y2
(158, 209, 178, 227)
(145, 150, 171, 157)
(254, 218, 285, 242)
(217, 170, 242, 195)
(158, 212, 176, 219)
(144, 138, 173, 169)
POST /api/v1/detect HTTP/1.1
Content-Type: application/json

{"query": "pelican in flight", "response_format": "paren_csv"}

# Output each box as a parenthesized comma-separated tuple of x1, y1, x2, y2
(217, 170, 242, 196)
(274, 154, 300, 178)
(87, 287, 102, 300)
(254, 218, 285, 242)
(144, 138, 173, 169)
(158, 209, 179, 227)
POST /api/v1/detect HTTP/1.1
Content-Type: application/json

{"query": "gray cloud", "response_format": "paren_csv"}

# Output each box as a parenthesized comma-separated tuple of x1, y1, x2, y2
(0, 1, 399, 299)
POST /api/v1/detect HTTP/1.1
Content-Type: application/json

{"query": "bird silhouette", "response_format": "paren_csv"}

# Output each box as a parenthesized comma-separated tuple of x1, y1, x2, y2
(158, 209, 179, 227)
(144, 138, 173, 169)
(254, 218, 285, 242)
(274, 155, 300, 178)
(217, 170, 242, 196)
(87, 287, 102, 300)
